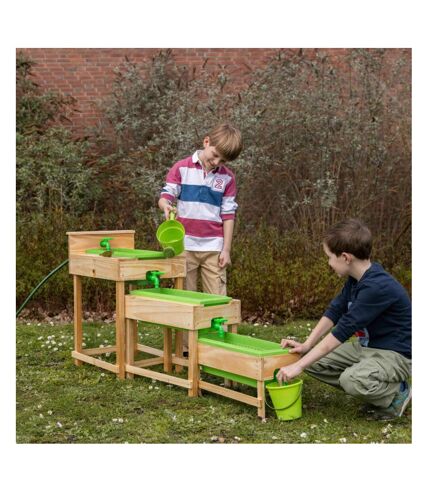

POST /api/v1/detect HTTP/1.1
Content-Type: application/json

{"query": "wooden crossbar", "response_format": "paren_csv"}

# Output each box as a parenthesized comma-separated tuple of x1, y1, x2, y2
(72, 351, 119, 373)
(198, 380, 260, 408)
(125, 364, 191, 388)
(82, 346, 117, 355)
(133, 357, 164, 368)
(171, 355, 188, 367)
(137, 344, 163, 356)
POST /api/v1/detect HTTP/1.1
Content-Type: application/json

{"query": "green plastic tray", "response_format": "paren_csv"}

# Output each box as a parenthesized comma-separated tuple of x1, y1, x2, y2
(198, 332, 288, 356)
(199, 332, 289, 387)
(85, 247, 166, 259)
(130, 288, 232, 306)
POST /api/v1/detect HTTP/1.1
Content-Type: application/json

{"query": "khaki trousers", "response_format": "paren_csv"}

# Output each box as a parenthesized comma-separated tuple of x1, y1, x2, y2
(305, 341, 412, 408)
(185, 251, 227, 295)
(182, 251, 227, 350)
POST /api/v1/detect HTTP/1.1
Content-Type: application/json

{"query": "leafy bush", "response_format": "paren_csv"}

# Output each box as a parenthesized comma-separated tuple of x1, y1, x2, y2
(16, 49, 411, 318)
(16, 52, 101, 312)
(229, 221, 410, 320)
(230, 49, 411, 263)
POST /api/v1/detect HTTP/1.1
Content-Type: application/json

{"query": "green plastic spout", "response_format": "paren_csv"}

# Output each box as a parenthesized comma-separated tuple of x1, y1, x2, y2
(211, 317, 228, 339)
(146, 270, 165, 289)
(100, 237, 113, 252)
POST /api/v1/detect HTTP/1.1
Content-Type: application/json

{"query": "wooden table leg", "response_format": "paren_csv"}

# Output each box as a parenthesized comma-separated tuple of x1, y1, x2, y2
(188, 330, 199, 397)
(163, 327, 172, 373)
(174, 277, 184, 290)
(116, 280, 126, 379)
(230, 324, 239, 389)
(174, 276, 185, 373)
(224, 324, 239, 388)
(126, 318, 137, 379)
(174, 331, 184, 373)
(73, 275, 83, 366)
(257, 380, 266, 419)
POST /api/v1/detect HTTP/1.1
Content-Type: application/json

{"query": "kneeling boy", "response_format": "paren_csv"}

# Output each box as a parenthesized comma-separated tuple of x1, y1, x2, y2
(277, 218, 411, 420)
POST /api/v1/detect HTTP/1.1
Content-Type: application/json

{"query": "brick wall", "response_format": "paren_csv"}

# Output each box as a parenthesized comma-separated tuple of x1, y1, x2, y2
(18, 48, 409, 133)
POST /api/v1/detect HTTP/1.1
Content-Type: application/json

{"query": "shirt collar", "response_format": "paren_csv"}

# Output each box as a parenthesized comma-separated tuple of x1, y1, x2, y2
(192, 150, 220, 173)
(192, 150, 202, 166)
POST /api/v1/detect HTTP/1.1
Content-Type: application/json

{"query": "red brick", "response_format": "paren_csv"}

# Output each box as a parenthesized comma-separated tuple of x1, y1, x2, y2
(20, 48, 411, 134)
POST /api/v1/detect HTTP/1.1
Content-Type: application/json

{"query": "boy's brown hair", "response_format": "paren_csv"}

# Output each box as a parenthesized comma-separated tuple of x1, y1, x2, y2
(207, 123, 243, 161)
(323, 218, 372, 260)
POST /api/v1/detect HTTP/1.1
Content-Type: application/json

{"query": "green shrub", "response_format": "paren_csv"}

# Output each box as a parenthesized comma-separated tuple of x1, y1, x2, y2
(229, 224, 342, 319)
(16, 49, 411, 318)
(230, 49, 411, 258)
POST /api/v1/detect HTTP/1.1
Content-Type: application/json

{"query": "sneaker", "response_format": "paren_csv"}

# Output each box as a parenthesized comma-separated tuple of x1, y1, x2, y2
(367, 382, 412, 421)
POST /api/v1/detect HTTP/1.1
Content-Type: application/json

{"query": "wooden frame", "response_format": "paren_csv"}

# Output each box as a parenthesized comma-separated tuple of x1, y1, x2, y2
(67, 230, 186, 379)
(67, 229, 298, 419)
(124, 295, 242, 397)
(197, 343, 300, 419)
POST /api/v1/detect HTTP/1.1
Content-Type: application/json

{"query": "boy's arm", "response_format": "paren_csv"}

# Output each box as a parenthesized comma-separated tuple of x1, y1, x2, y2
(277, 333, 341, 384)
(159, 162, 182, 218)
(219, 219, 234, 268)
(219, 172, 237, 268)
(281, 315, 334, 354)
(330, 282, 394, 343)
(323, 280, 353, 325)
(305, 316, 335, 349)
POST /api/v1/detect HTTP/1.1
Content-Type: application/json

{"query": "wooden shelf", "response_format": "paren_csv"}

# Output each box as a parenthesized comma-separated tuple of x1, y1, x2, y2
(125, 296, 241, 330)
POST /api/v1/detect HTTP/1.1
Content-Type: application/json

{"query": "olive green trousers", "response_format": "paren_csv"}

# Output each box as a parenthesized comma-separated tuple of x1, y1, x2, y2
(305, 341, 411, 408)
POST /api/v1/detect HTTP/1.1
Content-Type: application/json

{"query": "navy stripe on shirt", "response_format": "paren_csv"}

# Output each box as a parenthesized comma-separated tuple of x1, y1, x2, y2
(179, 184, 223, 208)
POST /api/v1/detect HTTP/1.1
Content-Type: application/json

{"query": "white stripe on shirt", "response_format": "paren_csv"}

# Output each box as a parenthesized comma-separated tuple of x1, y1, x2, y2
(221, 196, 239, 215)
(185, 235, 224, 251)
(162, 182, 181, 199)
(178, 200, 223, 222)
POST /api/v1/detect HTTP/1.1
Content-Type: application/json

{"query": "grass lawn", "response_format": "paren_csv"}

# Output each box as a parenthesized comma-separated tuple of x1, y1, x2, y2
(16, 320, 411, 444)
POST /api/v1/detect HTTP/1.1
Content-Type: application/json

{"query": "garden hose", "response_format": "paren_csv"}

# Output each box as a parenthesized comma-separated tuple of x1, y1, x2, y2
(16, 259, 69, 318)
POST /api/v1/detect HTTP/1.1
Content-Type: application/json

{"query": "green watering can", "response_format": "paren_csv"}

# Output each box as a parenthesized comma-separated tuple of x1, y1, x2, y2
(156, 210, 185, 258)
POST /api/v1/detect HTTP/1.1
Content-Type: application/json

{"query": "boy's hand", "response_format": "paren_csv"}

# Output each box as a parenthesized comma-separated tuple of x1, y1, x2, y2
(163, 204, 176, 220)
(280, 339, 310, 355)
(276, 362, 303, 385)
(159, 198, 176, 220)
(219, 250, 231, 268)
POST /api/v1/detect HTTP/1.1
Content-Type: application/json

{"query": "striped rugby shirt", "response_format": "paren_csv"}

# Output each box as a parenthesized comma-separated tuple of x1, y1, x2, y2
(160, 151, 238, 251)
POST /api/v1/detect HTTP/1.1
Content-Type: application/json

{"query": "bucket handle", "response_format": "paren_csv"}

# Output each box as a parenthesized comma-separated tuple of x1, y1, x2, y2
(265, 385, 303, 412)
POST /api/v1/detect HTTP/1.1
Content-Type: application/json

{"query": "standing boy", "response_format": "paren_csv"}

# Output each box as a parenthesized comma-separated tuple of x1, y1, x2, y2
(277, 219, 412, 420)
(158, 123, 242, 352)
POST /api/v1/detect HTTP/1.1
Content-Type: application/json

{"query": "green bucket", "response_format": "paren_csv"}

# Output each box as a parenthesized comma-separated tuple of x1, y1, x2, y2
(156, 211, 185, 257)
(265, 379, 303, 421)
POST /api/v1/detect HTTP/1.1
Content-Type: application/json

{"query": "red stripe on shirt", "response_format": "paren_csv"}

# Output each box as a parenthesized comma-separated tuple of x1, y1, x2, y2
(160, 192, 175, 202)
(178, 217, 224, 238)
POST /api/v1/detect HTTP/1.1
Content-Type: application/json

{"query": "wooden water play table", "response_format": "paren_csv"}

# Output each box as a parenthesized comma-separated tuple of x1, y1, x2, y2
(124, 289, 241, 397)
(67, 230, 186, 379)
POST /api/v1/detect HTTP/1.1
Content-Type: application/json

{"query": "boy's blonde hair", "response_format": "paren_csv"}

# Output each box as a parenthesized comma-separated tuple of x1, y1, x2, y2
(207, 123, 243, 161)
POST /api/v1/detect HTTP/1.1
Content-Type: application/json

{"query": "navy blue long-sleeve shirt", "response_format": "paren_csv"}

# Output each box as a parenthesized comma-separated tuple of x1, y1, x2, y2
(324, 262, 411, 359)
